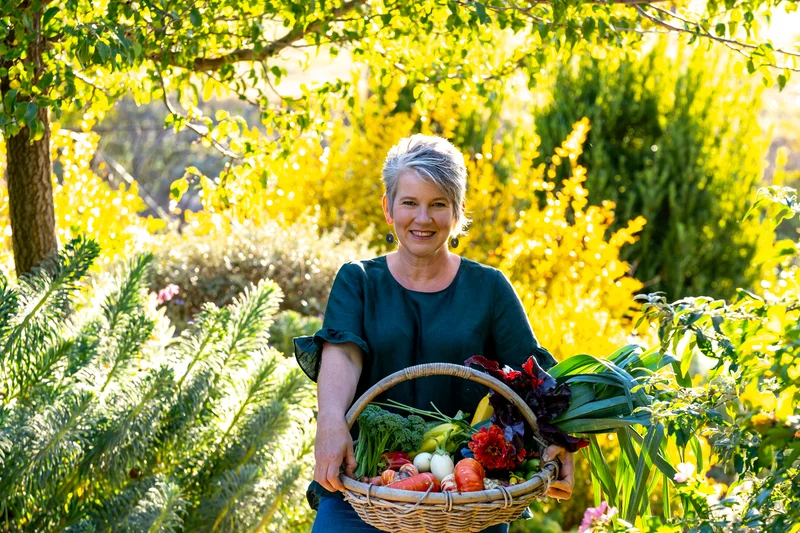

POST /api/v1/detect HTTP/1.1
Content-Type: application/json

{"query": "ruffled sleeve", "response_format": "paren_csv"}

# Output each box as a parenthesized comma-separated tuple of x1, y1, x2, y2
(293, 262, 370, 382)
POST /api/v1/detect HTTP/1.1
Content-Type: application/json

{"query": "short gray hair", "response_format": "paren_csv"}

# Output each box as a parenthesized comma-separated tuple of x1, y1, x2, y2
(382, 134, 470, 236)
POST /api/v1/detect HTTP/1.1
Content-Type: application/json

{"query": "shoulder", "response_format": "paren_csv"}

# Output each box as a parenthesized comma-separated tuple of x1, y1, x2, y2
(457, 256, 505, 284)
(336, 256, 387, 281)
(457, 257, 517, 301)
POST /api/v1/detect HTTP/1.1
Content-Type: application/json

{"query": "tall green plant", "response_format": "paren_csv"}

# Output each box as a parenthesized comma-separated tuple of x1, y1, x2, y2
(0, 237, 316, 532)
(535, 43, 773, 300)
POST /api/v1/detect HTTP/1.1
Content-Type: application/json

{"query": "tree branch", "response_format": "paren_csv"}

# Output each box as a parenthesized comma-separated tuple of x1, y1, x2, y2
(636, 5, 800, 73)
(185, 0, 367, 72)
(158, 75, 242, 159)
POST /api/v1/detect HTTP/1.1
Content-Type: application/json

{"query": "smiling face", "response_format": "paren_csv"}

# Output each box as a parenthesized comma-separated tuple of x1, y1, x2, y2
(384, 171, 458, 258)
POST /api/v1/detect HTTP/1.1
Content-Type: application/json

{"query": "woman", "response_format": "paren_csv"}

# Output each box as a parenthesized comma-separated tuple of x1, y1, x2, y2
(294, 134, 575, 532)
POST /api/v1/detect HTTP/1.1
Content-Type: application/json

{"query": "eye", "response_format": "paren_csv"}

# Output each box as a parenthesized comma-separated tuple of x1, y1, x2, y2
(402, 200, 416, 206)
(433, 202, 447, 208)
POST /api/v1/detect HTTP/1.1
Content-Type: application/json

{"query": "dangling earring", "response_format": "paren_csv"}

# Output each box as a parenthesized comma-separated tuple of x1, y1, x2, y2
(386, 232, 395, 244)
(450, 236, 459, 248)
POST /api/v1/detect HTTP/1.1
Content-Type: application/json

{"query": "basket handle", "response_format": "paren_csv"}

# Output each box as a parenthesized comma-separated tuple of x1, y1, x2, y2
(345, 362, 540, 434)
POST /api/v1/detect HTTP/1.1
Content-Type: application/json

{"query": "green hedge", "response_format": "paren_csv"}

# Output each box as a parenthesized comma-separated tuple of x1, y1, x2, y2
(150, 220, 372, 330)
(534, 44, 773, 300)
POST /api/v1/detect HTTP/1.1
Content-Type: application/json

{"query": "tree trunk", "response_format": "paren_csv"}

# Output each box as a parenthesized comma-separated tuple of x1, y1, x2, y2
(4, 107, 56, 276)
(2, 5, 57, 276)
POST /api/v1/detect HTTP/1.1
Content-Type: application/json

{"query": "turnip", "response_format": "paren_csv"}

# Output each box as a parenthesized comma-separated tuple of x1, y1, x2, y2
(430, 452, 455, 481)
(413, 452, 433, 473)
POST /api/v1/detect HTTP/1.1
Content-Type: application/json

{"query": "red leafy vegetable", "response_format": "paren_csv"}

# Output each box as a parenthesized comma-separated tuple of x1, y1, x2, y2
(465, 355, 589, 452)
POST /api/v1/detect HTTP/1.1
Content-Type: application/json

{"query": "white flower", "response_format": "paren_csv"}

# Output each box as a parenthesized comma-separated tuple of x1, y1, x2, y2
(673, 462, 696, 483)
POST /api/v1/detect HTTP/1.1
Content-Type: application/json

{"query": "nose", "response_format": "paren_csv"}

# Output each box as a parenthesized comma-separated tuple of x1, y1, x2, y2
(416, 206, 433, 223)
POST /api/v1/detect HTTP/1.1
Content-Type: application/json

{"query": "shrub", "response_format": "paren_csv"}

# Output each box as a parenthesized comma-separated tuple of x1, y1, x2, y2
(0, 237, 316, 532)
(270, 310, 323, 359)
(149, 219, 373, 330)
(533, 44, 773, 300)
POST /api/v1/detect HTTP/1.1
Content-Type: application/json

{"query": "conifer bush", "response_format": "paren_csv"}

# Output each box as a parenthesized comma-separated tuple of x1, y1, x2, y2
(0, 237, 316, 532)
(534, 45, 773, 300)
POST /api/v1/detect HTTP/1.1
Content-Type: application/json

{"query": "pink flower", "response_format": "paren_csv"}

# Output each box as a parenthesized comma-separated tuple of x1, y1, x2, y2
(156, 284, 180, 306)
(673, 462, 696, 483)
(578, 501, 618, 533)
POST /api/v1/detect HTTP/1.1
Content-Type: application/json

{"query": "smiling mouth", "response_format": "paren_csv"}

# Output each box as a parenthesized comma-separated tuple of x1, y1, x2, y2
(410, 230, 435, 237)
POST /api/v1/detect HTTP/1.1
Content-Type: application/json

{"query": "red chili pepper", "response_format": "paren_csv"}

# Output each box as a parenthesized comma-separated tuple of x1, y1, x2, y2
(379, 451, 411, 471)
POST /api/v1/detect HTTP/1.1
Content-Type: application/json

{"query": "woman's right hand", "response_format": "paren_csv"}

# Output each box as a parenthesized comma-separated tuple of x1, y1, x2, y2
(314, 414, 358, 492)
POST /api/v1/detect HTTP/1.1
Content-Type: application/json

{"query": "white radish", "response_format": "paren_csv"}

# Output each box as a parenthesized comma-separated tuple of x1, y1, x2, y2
(413, 452, 433, 473)
(430, 452, 455, 481)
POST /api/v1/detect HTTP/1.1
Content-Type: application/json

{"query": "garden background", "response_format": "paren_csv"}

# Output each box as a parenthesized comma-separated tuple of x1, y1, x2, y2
(0, 1, 799, 532)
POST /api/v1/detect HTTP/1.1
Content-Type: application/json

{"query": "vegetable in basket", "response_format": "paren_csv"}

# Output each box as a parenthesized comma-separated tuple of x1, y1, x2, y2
(465, 344, 677, 453)
(387, 472, 440, 492)
(353, 405, 427, 479)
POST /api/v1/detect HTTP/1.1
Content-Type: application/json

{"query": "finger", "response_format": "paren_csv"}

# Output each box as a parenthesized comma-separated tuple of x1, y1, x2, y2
(542, 445, 565, 463)
(316, 464, 335, 493)
(326, 460, 345, 492)
(561, 453, 575, 483)
(344, 443, 358, 479)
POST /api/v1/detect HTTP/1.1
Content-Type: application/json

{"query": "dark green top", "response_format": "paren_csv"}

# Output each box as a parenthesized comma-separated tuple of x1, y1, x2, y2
(293, 255, 557, 505)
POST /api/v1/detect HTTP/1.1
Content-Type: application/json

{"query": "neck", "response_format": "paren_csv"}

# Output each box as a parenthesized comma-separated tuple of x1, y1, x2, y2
(393, 245, 452, 283)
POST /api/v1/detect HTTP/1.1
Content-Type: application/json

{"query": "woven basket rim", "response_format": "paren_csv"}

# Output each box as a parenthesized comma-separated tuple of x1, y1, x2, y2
(340, 461, 558, 505)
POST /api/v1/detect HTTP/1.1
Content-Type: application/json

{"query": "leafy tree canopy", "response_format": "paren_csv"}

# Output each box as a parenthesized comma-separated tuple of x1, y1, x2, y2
(1, 0, 798, 153)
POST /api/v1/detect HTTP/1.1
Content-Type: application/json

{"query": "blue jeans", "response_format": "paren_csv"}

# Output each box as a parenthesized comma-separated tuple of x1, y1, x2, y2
(311, 496, 510, 533)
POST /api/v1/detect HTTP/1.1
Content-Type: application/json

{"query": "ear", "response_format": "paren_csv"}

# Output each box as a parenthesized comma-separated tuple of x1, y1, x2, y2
(382, 195, 393, 225)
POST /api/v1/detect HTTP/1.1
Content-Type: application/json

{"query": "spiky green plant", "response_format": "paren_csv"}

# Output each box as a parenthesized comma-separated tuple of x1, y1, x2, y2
(0, 237, 316, 533)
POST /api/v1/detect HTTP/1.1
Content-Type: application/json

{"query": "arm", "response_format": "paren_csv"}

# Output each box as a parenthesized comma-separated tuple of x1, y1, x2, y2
(314, 341, 363, 492)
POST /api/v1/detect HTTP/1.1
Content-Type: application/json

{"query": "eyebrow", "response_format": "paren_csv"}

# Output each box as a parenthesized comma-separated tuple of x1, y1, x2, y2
(398, 196, 449, 202)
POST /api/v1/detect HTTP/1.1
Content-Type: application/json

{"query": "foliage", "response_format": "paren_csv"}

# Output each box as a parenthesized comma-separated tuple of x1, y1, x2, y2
(269, 311, 323, 360)
(1, 0, 795, 151)
(0, 129, 163, 277)
(607, 187, 800, 532)
(149, 218, 372, 330)
(0, 237, 316, 532)
(534, 44, 774, 300)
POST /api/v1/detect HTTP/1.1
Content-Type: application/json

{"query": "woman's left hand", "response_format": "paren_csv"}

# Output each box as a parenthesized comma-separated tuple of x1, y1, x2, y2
(542, 445, 574, 501)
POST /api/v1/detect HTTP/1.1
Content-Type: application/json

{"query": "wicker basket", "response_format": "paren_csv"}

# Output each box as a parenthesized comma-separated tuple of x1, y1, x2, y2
(340, 362, 559, 533)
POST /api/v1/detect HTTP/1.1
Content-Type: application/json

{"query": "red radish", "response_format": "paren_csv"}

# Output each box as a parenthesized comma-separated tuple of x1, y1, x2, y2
(399, 463, 419, 477)
(387, 473, 441, 492)
(381, 469, 396, 485)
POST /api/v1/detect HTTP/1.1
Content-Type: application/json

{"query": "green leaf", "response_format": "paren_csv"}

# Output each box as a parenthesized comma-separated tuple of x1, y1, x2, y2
(587, 435, 618, 503)
(554, 414, 650, 434)
(582, 17, 595, 40)
(553, 397, 633, 422)
(24, 102, 38, 125)
(43, 6, 59, 27)
(190, 8, 202, 27)
(625, 423, 663, 522)
(4, 89, 18, 112)
(473, 2, 490, 24)
(29, 118, 44, 142)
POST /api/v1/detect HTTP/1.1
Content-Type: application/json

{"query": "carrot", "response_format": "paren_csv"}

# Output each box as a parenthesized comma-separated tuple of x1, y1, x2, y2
(387, 472, 440, 492)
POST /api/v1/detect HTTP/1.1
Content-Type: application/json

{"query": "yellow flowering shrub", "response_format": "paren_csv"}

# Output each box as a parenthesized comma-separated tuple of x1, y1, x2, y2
(0, 128, 163, 276)
(177, 79, 650, 361)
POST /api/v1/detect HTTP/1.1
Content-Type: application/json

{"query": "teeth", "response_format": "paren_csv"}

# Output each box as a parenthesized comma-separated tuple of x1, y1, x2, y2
(412, 231, 434, 236)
